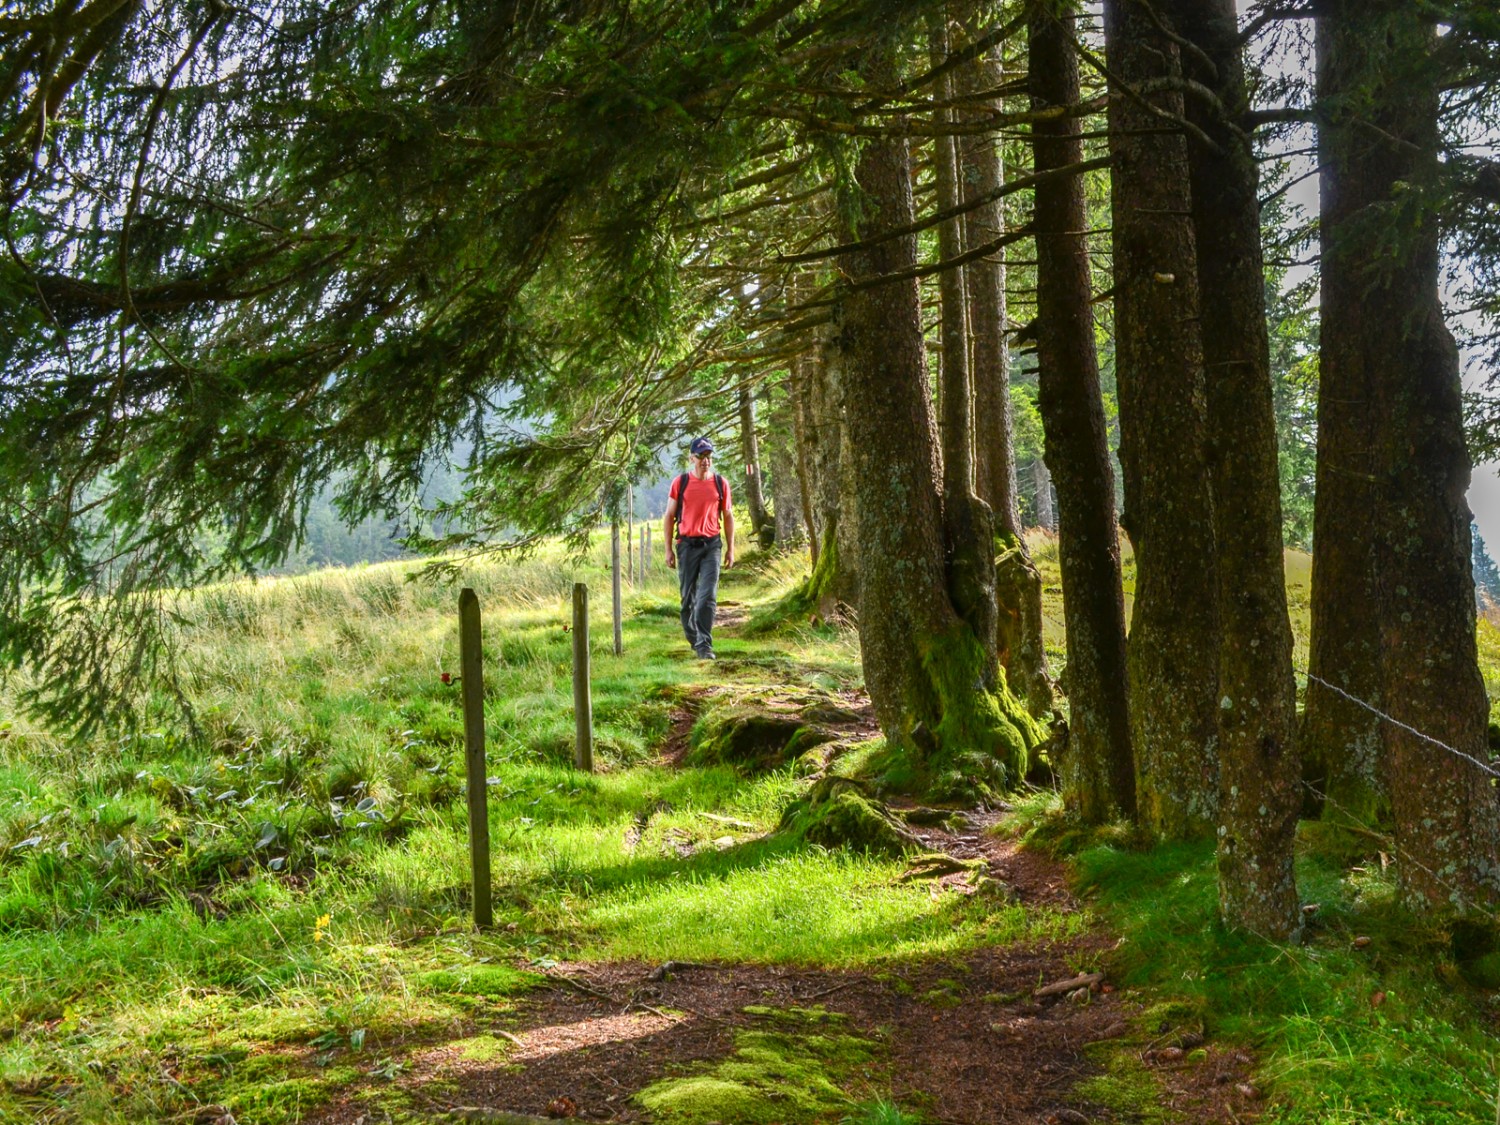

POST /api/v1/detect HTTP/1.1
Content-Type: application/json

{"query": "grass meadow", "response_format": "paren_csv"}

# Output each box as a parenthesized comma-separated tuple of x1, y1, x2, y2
(0, 530, 1496, 1122)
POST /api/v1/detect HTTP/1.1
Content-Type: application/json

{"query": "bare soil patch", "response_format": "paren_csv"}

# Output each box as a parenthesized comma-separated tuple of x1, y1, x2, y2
(304, 835, 1257, 1124)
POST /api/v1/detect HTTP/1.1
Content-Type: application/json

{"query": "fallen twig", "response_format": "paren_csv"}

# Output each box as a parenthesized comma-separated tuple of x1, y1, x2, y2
(1033, 971, 1104, 999)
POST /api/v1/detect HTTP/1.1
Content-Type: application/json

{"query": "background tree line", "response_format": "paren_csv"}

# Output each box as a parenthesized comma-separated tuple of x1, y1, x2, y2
(3, 0, 1500, 938)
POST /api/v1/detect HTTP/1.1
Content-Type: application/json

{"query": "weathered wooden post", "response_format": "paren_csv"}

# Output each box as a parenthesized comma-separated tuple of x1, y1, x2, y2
(611, 518, 623, 655)
(627, 484, 635, 583)
(458, 588, 492, 929)
(572, 582, 593, 772)
(640, 525, 647, 579)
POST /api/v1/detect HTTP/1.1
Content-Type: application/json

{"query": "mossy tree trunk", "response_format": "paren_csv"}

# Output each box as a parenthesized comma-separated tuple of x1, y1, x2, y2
(1299, 0, 1390, 829)
(1319, 0, 1500, 911)
(1029, 3, 1134, 822)
(956, 7, 1052, 719)
(802, 317, 859, 618)
(738, 384, 773, 547)
(1104, 0, 1218, 839)
(789, 337, 821, 567)
(768, 385, 806, 545)
(1167, 0, 1300, 939)
(833, 55, 1040, 795)
(931, 7, 999, 680)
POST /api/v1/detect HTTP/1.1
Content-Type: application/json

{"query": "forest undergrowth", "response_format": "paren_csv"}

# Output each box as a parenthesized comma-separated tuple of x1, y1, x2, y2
(0, 534, 1497, 1123)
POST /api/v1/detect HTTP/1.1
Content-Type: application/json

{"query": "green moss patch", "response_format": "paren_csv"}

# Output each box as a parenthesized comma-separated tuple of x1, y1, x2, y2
(778, 778, 918, 858)
(412, 964, 544, 998)
(635, 1027, 881, 1124)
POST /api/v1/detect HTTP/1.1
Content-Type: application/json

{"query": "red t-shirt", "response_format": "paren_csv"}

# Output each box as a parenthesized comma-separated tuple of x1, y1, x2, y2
(670, 473, 731, 538)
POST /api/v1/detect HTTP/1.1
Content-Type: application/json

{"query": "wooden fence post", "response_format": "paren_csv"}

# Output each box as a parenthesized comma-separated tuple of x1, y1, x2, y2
(611, 518, 624, 655)
(627, 484, 635, 583)
(458, 588, 492, 929)
(572, 582, 593, 772)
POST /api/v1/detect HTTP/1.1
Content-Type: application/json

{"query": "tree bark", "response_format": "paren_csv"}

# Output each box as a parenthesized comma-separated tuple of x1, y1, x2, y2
(1300, 0, 1388, 828)
(768, 385, 806, 545)
(789, 334, 820, 568)
(797, 316, 859, 620)
(1319, 0, 1500, 911)
(957, 10, 1053, 719)
(834, 53, 1041, 796)
(1032, 458, 1055, 532)
(1029, 3, 1135, 823)
(1166, 0, 1300, 939)
(931, 7, 999, 681)
(1104, 0, 1219, 840)
(738, 383, 773, 547)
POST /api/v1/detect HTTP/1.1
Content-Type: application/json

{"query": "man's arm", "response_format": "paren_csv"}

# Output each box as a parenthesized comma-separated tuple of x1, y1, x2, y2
(663, 498, 677, 569)
(723, 506, 735, 569)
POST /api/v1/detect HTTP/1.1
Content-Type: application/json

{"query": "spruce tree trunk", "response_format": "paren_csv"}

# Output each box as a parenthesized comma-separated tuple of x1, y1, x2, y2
(957, 13, 1053, 719)
(1319, 0, 1500, 911)
(790, 342, 820, 567)
(794, 315, 858, 620)
(1029, 3, 1134, 823)
(931, 8, 999, 681)
(1300, 1, 1389, 828)
(738, 384, 773, 547)
(1167, 0, 1300, 939)
(1033, 459, 1055, 531)
(1104, 0, 1218, 839)
(768, 387, 806, 545)
(834, 73, 1041, 795)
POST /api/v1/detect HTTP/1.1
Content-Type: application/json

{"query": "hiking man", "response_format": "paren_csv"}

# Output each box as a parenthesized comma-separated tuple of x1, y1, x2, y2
(664, 437, 735, 659)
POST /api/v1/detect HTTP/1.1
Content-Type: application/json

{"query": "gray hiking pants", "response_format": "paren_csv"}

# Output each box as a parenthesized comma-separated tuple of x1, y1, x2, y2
(677, 536, 722, 652)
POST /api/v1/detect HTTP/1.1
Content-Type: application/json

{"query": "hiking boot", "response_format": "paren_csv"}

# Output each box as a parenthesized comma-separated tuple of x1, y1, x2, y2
(695, 646, 717, 661)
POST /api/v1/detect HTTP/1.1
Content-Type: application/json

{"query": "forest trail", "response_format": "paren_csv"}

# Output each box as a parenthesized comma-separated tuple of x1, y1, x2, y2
(301, 610, 1259, 1125)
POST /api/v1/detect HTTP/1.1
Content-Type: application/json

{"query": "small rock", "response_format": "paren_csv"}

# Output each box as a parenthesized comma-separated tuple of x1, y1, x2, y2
(1352, 935, 1371, 949)
(1066, 986, 1090, 1005)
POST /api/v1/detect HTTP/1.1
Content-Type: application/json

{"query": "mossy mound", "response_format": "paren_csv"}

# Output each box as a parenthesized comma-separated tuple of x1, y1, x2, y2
(778, 777, 919, 858)
(689, 700, 840, 774)
(635, 1028, 878, 1125)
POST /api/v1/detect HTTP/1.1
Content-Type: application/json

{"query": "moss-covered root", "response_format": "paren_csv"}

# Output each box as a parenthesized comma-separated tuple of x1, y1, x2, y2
(881, 625, 1045, 801)
(778, 777, 921, 858)
(689, 709, 837, 774)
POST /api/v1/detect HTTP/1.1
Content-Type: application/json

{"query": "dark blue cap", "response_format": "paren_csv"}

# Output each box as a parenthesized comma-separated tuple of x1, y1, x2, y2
(690, 437, 715, 455)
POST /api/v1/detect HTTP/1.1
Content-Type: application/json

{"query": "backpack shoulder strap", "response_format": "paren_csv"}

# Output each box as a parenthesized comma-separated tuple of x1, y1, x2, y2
(714, 473, 725, 511)
(674, 472, 691, 534)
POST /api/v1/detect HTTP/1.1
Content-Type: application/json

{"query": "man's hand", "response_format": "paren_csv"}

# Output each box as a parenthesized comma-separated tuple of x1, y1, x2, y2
(666, 550, 676, 570)
(724, 551, 735, 569)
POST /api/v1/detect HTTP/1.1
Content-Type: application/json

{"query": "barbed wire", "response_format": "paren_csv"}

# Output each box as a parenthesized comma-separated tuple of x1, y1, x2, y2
(1297, 668, 1500, 783)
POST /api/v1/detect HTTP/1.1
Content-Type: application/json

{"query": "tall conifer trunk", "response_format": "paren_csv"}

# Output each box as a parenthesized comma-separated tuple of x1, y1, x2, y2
(738, 385, 773, 546)
(1300, 2, 1388, 828)
(1104, 0, 1218, 839)
(956, 9, 1053, 718)
(1028, 3, 1134, 822)
(1319, 0, 1500, 910)
(833, 47, 1040, 795)
(1166, 0, 1299, 938)
(932, 8, 999, 678)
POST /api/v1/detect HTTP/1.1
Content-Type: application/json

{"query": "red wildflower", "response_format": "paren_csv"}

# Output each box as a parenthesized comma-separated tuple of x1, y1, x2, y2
(440, 672, 452, 685)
